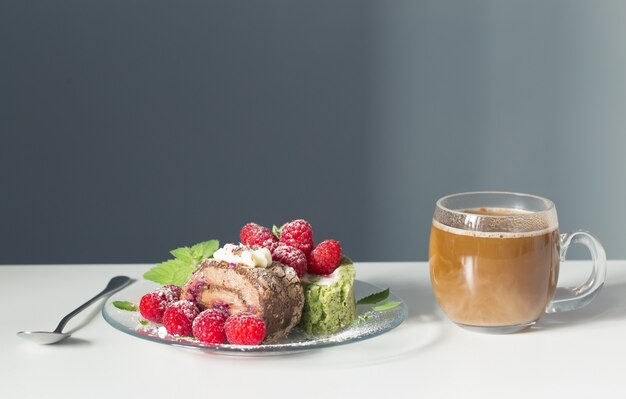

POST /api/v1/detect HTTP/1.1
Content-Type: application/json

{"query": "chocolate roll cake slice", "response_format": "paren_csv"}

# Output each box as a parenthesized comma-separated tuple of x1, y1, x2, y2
(181, 247, 304, 343)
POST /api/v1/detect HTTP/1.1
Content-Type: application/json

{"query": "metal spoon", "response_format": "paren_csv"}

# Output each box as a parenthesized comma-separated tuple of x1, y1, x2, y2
(17, 275, 132, 344)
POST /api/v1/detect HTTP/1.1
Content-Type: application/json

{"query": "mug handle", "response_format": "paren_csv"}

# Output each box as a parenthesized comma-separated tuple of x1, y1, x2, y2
(545, 230, 607, 313)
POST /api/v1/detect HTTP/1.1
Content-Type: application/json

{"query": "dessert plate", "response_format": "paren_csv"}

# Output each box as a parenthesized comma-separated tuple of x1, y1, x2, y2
(102, 279, 407, 355)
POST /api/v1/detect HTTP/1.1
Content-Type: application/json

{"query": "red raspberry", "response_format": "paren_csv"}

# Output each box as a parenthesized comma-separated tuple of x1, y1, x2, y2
(240, 223, 279, 253)
(162, 300, 200, 336)
(225, 313, 266, 345)
(139, 285, 181, 323)
(307, 239, 342, 275)
(161, 284, 182, 298)
(278, 219, 314, 256)
(192, 309, 228, 344)
(272, 245, 308, 277)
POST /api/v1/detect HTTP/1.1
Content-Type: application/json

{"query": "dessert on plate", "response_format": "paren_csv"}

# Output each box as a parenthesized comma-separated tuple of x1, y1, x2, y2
(137, 218, 357, 345)
(300, 256, 356, 334)
(181, 244, 304, 343)
(239, 220, 356, 335)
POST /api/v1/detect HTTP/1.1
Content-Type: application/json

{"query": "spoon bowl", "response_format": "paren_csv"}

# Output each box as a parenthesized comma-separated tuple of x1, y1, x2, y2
(17, 275, 131, 344)
(16, 331, 71, 345)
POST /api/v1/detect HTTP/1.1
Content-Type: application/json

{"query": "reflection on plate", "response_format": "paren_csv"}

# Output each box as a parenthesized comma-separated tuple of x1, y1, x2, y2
(102, 279, 407, 355)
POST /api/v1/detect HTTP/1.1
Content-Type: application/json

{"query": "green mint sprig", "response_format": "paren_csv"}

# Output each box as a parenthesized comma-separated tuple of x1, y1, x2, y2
(113, 301, 138, 311)
(373, 301, 401, 311)
(356, 288, 401, 312)
(356, 288, 390, 305)
(143, 240, 219, 286)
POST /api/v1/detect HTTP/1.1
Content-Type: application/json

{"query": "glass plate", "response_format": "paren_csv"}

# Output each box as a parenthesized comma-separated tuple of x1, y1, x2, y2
(102, 279, 408, 355)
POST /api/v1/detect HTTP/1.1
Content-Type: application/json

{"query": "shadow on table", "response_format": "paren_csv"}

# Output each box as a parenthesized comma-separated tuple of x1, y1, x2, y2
(57, 337, 92, 346)
(187, 282, 447, 364)
(35, 293, 116, 346)
(318, 282, 446, 368)
(534, 280, 626, 331)
(195, 316, 447, 366)
(16, 307, 100, 348)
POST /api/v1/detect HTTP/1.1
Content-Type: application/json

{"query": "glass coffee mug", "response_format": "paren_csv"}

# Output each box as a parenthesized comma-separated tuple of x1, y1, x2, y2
(429, 192, 606, 333)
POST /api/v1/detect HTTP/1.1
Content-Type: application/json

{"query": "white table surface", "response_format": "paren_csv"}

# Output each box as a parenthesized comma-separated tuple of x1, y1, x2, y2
(1, 260, 625, 399)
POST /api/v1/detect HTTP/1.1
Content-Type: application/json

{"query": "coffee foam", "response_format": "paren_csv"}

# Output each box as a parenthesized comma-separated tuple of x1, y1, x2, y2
(432, 216, 558, 239)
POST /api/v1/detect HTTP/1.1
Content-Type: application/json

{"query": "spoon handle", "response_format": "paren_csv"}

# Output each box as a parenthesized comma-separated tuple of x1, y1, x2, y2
(53, 276, 132, 333)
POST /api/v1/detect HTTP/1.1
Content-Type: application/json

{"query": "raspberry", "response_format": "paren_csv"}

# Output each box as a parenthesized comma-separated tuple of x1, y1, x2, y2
(307, 239, 342, 275)
(192, 309, 228, 344)
(278, 219, 314, 256)
(162, 300, 200, 336)
(272, 245, 307, 277)
(225, 313, 266, 345)
(161, 284, 182, 298)
(210, 301, 231, 314)
(240, 223, 279, 253)
(240, 222, 261, 244)
(139, 285, 181, 323)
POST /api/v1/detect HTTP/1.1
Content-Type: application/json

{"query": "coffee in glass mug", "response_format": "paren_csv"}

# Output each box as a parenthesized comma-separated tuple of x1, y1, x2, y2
(429, 192, 606, 333)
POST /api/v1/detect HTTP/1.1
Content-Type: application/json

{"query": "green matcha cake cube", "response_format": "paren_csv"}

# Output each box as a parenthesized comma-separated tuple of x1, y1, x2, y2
(299, 257, 356, 334)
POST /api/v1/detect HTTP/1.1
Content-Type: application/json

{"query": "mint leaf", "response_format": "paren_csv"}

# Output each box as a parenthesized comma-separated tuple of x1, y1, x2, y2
(356, 288, 390, 305)
(272, 225, 281, 239)
(172, 264, 196, 286)
(139, 320, 149, 326)
(144, 240, 219, 286)
(191, 240, 219, 260)
(170, 247, 195, 263)
(113, 301, 138, 312)
(143, 259, 189, 285)
(373, 301, 401, 311)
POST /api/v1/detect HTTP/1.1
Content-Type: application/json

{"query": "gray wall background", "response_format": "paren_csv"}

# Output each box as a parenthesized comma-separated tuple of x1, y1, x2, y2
(2, 1, 625, 264)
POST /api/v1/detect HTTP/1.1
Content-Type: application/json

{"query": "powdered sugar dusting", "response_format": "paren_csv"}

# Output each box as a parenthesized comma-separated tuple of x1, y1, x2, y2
(109, 279, 407, 354)
(157, 326, 168, 338)
(155, 285, 180, 303)
(272, 245, 307, 277)
(161, 300, 200, 336)
(169, 300, 199, 320)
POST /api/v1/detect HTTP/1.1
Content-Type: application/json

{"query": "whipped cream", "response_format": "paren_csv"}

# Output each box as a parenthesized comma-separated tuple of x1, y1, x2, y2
(213, 244, 272, 268)
(300, 267, 342, 286)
